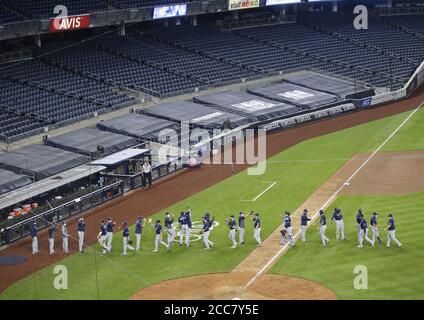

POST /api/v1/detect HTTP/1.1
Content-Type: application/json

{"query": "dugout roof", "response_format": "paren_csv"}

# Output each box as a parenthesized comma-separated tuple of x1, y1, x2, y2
(0, 169, 32, 195)
(47, 128, 139, 158)
(248, 83, 339, 110)
(193, 90, 300, 121)
(0, 145, 89, 181)
(142, 101, 252, 129)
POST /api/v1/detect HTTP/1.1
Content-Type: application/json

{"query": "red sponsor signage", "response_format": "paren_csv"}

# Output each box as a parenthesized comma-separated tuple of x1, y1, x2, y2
(50, 14, 90, 32)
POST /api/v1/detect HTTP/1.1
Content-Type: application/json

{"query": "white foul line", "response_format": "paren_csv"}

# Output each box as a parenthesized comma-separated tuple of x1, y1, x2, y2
(242, 101, 423, 291)
(242, 181, 277, 202)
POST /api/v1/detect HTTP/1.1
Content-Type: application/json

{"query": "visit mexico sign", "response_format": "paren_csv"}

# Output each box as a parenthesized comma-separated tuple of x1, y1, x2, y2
(228, 0, 260, 10)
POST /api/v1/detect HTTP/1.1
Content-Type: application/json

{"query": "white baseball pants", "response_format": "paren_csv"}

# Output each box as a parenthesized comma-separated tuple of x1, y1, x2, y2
(238, 227, 245, 244)
(358, 229, 373, 247)
(49, 238, 55, 254)
(99, 235, 110, 254)
(62, 237, 69, 253)
(154, 234, 168, 252)
(106, 231, 113, 250)
(286, 226, 294, 246)
(203, 231, 211, 249)
(229, 229, 237, 247)
(32, 236, 39, 254)
(78, 231, 84, 252)
(122, 236, 135, 255)
(166, 228, 176, 248)
(300, 225, 307, 241)
(319, 225, 329, 246)
(387, 230, 401, 247)
(335, 220, 345, 240)
(254, 227, 261, 245)
(135, 233, 141, 250)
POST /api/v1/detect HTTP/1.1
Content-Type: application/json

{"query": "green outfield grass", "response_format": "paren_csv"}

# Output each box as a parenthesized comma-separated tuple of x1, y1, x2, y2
(1, 108, 423, 300)
(270, 192, 424, 299)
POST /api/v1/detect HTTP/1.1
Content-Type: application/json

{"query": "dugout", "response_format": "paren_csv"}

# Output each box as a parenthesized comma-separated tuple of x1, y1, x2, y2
(248, 83, 339, 110)
(193, 90, 300, 121)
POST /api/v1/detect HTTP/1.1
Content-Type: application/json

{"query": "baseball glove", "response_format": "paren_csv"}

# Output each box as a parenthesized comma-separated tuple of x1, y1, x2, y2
(128, 239, 133, 245)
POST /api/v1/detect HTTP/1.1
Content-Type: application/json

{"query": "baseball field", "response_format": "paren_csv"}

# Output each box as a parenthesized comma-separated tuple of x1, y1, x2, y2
(1, 98, 423, 300)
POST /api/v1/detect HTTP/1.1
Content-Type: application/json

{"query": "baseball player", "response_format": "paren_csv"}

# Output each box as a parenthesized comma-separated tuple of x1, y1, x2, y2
(164, 212, 176, 249)
(300, 209, 311, 242)
(356, 209, 363, 237)
(178, 211, 187, 246)
(134, 217, 144, 251)
(77, 217, 85, 253)
(201, 213, 213, 250)
(358, 214, 374, 248)
(30, 220, 39, 255)
(61, 221, 70, 253)
(106, 218, 115, 250)
(253, 213, 261, 247)
(238, 211, 246, 245)
(184, 207, 192, 247)
(318, 210, 329, 246)
(97, 220, 110, 255)
(280, 228, 287, 246)
(226, 214, 237, 249)
(150, 219, 168, 253)
(385, 213, 402, 248)
(331, 208, 345, 240)
(370, 212, 382, 245)
(122, 222, 135, 256)
(284, 211, 294, 246)
(48, 223, 56, 255)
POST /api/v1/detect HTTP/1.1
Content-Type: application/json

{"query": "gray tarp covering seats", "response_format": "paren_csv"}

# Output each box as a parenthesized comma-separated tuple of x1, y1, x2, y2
(282, 72, 375, 99)
(193, 90, 300, 121)
(0, 145, 89, 181)
(0, 169, 32, 195)
(142, 101, 252, 129)
(97, 113, 180, 142)
(248, 83, 339, 110)
(47, 128, 139, 158)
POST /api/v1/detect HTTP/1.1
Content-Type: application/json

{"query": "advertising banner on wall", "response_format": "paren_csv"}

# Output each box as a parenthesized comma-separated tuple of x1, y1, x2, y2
(266, 0, 301, 6)
(228, 0, 260, 10)
(50, 14, 90, 32)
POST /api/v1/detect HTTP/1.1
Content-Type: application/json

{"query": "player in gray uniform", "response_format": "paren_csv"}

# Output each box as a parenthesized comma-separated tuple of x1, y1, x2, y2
(331, 208, 345, 240)
(358, 214, 374, 248)
(48, 223, 57, 255)
(164, 212, 176, 249)
(238, 212, 246, 245)
(226, 215, 237, 249)
(385, 213, 402, 248)
(61, 221, 70, 253)
(318, 210, 329, 246)
(370, 212, 382, 245)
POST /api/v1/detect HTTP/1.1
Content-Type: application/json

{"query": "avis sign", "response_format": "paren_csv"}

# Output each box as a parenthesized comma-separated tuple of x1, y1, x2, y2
(50, 14, 90, 32)
(228, 0, 259, 10)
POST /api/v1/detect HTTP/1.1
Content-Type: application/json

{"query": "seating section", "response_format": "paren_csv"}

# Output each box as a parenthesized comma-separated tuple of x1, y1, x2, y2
(0, 110, 46, 142)
(384, 14, 424, 36)
(0, 6, 26, 24)
(89, 33, 258, 85)
(37, 41, 202, 97)
(111, 0, 186, 9)
(149, 25, 324, 74)
(3, 0, 108, 19)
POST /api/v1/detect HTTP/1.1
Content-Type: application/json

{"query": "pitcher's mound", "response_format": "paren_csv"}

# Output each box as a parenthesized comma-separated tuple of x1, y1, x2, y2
(131, 272, 336, 300)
